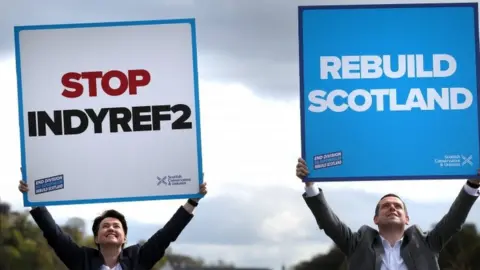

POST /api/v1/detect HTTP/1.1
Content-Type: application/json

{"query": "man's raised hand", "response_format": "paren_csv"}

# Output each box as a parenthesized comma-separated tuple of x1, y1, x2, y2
(296, 158, 313, 187)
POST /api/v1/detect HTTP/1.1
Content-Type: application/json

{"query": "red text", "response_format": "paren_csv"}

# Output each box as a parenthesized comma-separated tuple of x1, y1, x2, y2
(61, 69, 151, 98)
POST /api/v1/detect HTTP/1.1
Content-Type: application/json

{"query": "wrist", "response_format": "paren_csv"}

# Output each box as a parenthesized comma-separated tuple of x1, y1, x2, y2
(187, 198, 199, 207)
(466, 180, 480, 189)
(304, 182, 314, 187)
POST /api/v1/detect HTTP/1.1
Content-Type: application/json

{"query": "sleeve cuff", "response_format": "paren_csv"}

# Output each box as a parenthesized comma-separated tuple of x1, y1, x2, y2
(305, 184, 319, 197)
(463, 183, 480, 197)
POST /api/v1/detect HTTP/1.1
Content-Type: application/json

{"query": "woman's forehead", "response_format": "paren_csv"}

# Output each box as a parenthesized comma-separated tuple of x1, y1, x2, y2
(100, 217, 122, 225)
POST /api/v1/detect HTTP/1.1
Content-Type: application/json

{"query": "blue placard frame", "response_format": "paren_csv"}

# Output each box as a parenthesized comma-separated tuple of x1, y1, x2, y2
(14, 18, 204, 206)
(298, 3, 480, 182)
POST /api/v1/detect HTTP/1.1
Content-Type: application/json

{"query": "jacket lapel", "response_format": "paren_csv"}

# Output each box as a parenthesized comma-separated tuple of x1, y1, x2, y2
(91, 249, 130, 270)
(118, 249, 132, 270)
(401, 231, 417, 270)
(119, 260, 129, 270)
(373, 235, 384, 270)
(91, 250, 105, 269)
(400, 246, 416, 270)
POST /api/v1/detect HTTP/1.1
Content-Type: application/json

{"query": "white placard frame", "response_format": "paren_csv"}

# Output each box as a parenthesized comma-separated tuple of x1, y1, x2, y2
(14, 18, 204, 207)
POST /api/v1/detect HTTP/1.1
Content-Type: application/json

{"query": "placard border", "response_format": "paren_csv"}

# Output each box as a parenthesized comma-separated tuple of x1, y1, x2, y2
(298, 3, 480, 182)
(14, 18, 204, 206)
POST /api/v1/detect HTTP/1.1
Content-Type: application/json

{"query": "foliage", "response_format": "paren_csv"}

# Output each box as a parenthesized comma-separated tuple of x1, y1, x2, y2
(292, 223, 480, 270)
(3, 197, 479, 270)
(0, 200, 232, 270)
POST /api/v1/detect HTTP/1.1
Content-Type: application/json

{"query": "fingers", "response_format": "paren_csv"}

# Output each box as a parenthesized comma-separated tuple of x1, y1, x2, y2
(200, 174, 206, 193)
(199, 182, 207, 195)
(297, 157, 306, 165)
(297, 167, 309, 176)
(470, 171, 480, 184)
(18, 168, 29, 193)
(18, 180, 29, 193)
(296, 157, 309, 178)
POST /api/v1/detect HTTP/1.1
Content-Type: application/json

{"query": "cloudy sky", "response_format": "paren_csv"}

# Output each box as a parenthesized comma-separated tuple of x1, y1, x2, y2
(1, 0, 480, 269)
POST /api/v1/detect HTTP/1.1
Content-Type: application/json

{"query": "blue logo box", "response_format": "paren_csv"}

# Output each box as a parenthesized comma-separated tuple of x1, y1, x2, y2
(298, 3, 480, 182)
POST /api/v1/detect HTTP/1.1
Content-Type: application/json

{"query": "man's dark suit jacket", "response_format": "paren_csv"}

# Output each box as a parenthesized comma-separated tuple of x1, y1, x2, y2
(30, 205, 193, 270)
(304, 186, 478, 270)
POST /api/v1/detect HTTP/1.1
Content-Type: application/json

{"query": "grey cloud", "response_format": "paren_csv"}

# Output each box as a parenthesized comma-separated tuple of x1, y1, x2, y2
(77, 185, 480, 268)
(13, 183, 480, 248)
(0, 0, 367, 100)
(13, 184, 480, 268)
(2, 0, 476, 99)
(116, 185, 480, 247)
(124, 186, 325, 246)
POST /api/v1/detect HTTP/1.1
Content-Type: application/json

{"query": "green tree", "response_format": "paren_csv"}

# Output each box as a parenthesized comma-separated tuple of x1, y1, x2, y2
(0, 200, 212, 270)
(293, 245, 345, 270)
(438, 223, 480, 270)
(0, 201, 58, 270)
(292, 223, 480, 270)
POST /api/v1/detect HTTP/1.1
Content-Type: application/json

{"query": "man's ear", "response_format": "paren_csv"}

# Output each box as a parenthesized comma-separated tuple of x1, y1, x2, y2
(405, 215, 410, 225)
(373, 215, 379, 225)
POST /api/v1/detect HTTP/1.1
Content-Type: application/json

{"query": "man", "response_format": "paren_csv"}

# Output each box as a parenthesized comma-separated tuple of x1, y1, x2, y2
(18, 180, 207, 270)
(295, 157, 480, 270)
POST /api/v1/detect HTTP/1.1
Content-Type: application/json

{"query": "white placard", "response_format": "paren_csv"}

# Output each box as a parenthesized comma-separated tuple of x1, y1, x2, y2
(14, 19, 203, 206)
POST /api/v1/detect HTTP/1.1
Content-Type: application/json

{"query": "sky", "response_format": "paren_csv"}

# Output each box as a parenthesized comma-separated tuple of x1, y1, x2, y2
(1, 0, 480, 269)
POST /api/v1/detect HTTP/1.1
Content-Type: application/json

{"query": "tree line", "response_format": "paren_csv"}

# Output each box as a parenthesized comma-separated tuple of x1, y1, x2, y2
(292, 223, 480, 270)
(2, 198, 479, 270)
(0, 200, 232, 270)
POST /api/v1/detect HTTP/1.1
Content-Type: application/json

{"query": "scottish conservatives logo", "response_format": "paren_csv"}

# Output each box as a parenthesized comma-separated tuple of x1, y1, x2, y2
(434, 154, 473, 167)
(156, 174, 191, 186)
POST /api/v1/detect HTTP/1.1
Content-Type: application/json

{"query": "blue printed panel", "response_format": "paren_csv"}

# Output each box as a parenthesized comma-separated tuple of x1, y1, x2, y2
(34, 175, 64, 195)
(299, 3, 480, 181)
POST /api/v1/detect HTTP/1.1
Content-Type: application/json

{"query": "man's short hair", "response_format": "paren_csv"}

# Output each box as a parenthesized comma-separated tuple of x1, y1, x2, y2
(92, 209, 128, 237)
(374, 193, 407, 216)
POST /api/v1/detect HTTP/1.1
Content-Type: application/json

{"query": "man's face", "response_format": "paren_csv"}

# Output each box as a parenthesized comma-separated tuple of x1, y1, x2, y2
(95, 217, 126, 246)
(374, 196, 409, 227)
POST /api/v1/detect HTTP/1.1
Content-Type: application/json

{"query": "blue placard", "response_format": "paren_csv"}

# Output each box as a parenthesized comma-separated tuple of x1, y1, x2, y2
(299, 3, 480, 182)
